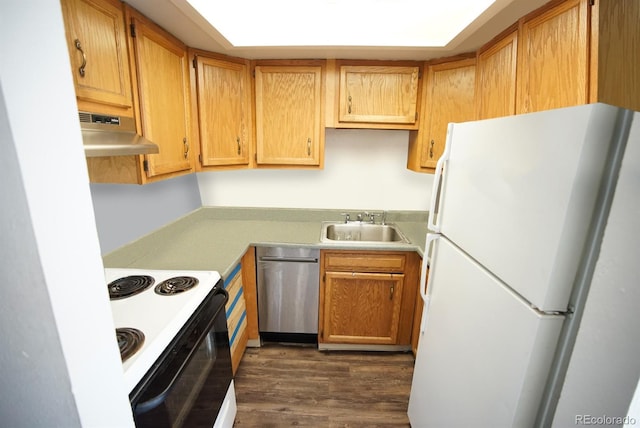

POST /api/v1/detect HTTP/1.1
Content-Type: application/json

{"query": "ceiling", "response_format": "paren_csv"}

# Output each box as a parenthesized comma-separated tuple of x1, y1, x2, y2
(123, 0, 550, 61)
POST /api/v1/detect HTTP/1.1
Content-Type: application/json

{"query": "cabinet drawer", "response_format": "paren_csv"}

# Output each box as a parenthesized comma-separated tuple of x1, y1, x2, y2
(323, 251, 406, 273)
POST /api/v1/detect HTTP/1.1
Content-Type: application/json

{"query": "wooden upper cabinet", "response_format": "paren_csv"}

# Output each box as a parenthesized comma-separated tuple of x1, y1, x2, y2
(407, 58, 476, 172)
(193, 53, 252, 169)
(337, 64, 421, 127)
(590, 0, 640, 112)
(127, 8, 194, 180)
(476, 28, 518, 120)
(60, 0, 133, 112)
(254, 63, 324, 167)
(516, 0, 590, 114)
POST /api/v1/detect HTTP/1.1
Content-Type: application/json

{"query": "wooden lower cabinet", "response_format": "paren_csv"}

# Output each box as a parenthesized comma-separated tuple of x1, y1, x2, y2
(319, 250, 419, 347)
(323, 272, 404, 345)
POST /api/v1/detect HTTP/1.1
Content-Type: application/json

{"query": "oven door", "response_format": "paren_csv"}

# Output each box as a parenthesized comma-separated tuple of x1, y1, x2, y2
(131, 287, 232, 428)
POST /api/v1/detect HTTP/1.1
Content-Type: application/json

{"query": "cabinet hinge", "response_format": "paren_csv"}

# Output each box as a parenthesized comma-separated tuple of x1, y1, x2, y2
(198, 153, 202, 163)
(192, 56, 197, 69)
(143, 159, 148, 172)
(130, 23, 136, 38)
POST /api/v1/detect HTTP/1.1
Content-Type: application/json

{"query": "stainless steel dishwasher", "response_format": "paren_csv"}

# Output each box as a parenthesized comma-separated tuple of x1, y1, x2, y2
(256, 247, 320, 343)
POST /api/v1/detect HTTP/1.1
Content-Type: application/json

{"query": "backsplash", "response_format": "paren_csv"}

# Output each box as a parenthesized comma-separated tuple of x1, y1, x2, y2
(197, 128, 433, 210)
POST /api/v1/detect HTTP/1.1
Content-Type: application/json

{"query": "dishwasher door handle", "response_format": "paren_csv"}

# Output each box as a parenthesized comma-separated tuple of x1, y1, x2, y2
(259, 256, 318, 263)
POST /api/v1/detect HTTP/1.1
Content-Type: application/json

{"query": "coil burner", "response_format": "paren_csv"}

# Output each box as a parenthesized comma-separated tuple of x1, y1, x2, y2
(116, 327, 145, 362)
(108, 275, 155, 300)
(154, 276, 199, 296)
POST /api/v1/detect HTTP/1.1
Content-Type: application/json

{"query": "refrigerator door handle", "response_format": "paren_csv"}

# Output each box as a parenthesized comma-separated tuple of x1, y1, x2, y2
(420, 233, 440, 335)
(428, 124, 454, 233)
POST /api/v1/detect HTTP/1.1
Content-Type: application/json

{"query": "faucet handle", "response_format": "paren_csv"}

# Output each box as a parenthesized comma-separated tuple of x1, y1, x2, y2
(340, 212, 351, 223)
(369, 212, 381, 223)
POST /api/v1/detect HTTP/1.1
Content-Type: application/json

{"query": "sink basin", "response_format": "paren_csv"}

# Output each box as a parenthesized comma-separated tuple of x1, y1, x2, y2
(320, 222, 409, 244)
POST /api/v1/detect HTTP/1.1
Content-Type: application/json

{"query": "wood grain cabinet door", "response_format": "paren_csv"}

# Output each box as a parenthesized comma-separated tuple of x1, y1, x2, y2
(421, 59, 476, 170)
(195, 56, 251, 167)
(476, 30, 518, 120)
(322, 272, 404, 345)
(254, 65, 323, 166)
(130, 16, 193, 178)
(516, 0, 590, 114)
(338, 65, 420, 125)
(60, 0, 132, 109)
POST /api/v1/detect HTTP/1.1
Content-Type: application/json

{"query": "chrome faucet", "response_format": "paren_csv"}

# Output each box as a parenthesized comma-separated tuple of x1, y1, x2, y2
(340, 212, 351, 223)
(367, 212, 380, 224)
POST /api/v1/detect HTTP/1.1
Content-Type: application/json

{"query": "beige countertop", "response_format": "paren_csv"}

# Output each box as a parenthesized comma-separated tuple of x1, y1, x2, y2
(103, 207, 429, 279)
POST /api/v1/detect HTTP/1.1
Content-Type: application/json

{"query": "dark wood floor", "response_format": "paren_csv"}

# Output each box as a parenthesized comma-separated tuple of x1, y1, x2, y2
(232, 343, 415, 427)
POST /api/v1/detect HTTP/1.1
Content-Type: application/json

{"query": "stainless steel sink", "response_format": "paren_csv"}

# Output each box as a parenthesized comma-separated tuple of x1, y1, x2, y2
(320, 222, 409, 244)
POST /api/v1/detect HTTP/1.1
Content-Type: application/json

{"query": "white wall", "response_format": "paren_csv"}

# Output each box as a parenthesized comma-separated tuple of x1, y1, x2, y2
(1, 1, 133, 426)
(198, 128, 433, 210)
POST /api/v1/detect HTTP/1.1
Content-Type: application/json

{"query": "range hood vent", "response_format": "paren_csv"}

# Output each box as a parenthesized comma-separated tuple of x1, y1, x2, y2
(80, 112, 159, 157)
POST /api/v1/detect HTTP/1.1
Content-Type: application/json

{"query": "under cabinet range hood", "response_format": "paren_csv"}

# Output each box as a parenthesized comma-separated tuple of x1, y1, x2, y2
(80, 112, 159, 157)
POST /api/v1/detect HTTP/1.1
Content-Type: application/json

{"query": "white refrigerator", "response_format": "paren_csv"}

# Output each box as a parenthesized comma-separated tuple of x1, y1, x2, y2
(408, 103, 640, 427)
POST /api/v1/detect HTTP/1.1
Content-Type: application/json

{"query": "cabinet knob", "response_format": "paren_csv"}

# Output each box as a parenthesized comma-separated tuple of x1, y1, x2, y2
(74, 39, 86, 77)
(429, 140, 435, 158)
(236, 137, 241, 155)
(183, 137, 189, 159)
(307, 138, 311, 156)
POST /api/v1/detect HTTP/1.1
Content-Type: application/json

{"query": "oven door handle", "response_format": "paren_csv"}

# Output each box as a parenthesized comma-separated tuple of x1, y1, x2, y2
(134, 288, 229, 414)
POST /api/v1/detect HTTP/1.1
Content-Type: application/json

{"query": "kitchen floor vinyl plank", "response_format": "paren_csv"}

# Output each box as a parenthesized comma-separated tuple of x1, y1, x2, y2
(233, 343, 414, 427)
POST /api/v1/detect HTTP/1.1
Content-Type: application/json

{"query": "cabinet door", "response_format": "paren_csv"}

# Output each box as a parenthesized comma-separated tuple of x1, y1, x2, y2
(322, 272, 404, 345)
(338, 66, 420, 125)
(195, 56, 251, 167)
(421, 59, 476, 170)
(254, 66, 323, 166)
(60, 0, 132, 109)
(516, 0, 590, 114)
(476, 30, 518, 120)
(130, 16, 193, 178)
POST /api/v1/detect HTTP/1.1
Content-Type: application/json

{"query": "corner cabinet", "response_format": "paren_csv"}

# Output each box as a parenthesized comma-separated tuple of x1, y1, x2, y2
(319, 250, 420, 348)
(191, 51, 253, 169)
(254, 62, 325, 168)
(331, 61, 422, 129)
(407, 58, 476, 172)
(127, 7, 194, 181)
